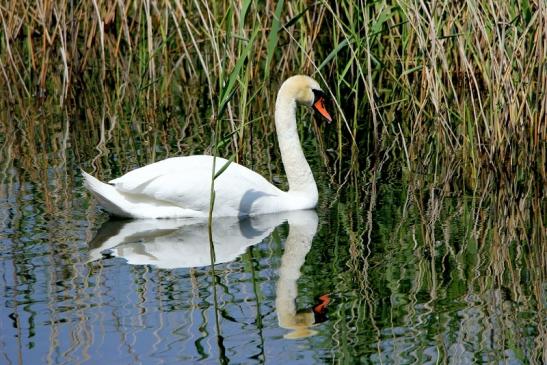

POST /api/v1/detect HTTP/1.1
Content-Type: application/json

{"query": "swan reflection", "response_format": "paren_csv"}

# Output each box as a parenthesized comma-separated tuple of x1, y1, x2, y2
(87, 210, 327, 339)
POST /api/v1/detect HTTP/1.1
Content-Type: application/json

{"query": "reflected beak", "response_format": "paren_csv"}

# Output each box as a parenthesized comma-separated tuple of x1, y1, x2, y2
(313, 294, 331, 314)
(312, 96, 333, 123)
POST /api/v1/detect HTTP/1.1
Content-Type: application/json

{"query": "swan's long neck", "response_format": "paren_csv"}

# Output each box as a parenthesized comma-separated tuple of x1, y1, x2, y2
(275, 92, 318, 204)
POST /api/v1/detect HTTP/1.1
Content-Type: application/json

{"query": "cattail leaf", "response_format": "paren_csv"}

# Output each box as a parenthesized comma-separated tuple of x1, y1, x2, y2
(214, 155, 235, 180)
(264, 0, 284, 77)
(318, 39, 349, 71)
(218, 29, 259, 116)
(284, 6, 310, 28)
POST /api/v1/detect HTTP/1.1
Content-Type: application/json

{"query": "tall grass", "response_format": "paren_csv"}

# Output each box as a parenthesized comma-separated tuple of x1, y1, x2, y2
(1, 1, 545, 191)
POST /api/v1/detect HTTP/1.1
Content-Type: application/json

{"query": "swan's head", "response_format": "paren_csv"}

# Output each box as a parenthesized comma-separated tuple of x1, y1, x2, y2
(279, 75, 333, 123)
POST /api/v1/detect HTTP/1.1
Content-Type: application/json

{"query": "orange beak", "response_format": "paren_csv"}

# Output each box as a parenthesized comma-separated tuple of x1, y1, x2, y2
(313, 96, 333, 123)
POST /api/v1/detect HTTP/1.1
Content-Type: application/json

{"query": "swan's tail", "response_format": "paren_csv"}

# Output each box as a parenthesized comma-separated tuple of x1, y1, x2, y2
(82, 170, 133, 218)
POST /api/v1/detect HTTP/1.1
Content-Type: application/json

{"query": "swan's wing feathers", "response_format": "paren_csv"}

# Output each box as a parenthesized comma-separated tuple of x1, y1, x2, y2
(137, 172, 213, 212)
(109, 156, 228, 192)
(108, 155, 283, 214)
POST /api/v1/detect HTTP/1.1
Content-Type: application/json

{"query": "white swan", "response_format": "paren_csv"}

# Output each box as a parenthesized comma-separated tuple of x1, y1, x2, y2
(82, 75, 332, 218)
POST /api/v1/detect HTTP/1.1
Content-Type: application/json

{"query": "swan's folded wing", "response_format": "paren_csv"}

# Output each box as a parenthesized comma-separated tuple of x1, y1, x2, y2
(110, 170, 212, 213)
(109, 156, 227, 192)
(108, 155, 284, 215)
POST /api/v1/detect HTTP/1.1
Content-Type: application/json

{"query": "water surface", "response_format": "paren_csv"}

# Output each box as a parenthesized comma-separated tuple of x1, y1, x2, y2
(0, 158, 542, 364)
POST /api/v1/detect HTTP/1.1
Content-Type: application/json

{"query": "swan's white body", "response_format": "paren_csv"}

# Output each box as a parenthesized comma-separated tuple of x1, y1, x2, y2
(83, 75, 328, 218)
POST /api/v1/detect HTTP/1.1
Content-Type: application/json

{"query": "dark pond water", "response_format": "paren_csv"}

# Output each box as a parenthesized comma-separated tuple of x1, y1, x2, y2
(0, 146, 544, 364)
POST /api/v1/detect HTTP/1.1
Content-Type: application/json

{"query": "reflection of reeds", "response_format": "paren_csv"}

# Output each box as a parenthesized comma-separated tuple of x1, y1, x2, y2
(327, 180, 544, 362)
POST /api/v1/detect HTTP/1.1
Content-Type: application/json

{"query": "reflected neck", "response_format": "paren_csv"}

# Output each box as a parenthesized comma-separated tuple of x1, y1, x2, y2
(275, 213, 318, 338)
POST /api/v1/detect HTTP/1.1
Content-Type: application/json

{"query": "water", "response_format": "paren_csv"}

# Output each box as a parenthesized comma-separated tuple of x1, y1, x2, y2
(0, 131, 544, 364)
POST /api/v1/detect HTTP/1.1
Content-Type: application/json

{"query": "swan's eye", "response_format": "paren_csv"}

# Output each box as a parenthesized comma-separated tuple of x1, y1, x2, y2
(311, 89, 333, 123)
